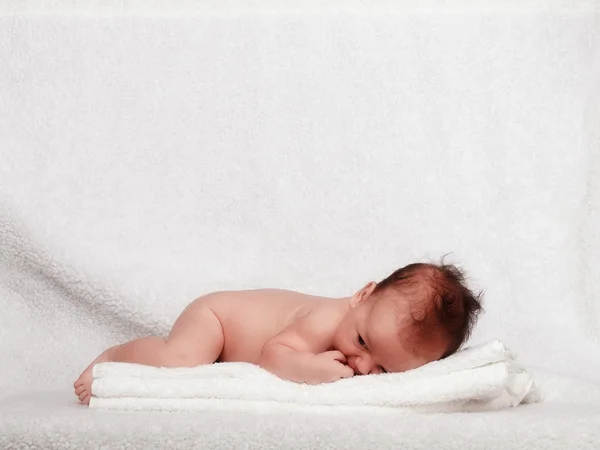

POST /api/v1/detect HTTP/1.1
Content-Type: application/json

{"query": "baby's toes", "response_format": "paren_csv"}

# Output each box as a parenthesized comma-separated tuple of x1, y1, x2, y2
(78, 389, 89, 402)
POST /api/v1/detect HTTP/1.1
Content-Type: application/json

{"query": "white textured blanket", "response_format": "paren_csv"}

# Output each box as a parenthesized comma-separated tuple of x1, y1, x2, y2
(90, 340, 540, 413)
(1, 1, 599, 449)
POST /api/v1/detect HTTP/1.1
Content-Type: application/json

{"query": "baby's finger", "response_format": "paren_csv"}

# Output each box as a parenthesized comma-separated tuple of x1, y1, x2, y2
(339, 365, 354, 378)
(328, 350, 347, 363)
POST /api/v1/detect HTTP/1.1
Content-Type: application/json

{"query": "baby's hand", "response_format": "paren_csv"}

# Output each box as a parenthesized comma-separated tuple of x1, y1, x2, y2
(307, 350, 354, 384)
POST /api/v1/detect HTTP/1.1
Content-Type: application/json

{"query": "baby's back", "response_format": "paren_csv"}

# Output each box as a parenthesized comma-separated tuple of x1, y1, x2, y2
(204, 289, 329, 364)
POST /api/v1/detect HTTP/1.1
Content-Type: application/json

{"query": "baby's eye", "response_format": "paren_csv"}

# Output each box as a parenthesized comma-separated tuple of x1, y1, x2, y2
(379, 366, 387, 374)
(358, 334, 366, 347)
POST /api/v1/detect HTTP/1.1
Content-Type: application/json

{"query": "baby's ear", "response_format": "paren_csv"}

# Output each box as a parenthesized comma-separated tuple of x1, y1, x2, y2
(350, 281, 378, 308)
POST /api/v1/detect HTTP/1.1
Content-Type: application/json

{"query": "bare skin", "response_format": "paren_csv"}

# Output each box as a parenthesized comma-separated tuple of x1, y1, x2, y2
(74, 282, 449, 405)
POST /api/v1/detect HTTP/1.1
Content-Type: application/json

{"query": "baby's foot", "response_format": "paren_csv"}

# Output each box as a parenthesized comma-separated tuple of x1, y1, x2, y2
(73, 348, 112, 405)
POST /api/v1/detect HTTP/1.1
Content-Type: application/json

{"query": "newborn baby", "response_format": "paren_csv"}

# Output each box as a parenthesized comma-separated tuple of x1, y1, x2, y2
(74, 262, 483, 405)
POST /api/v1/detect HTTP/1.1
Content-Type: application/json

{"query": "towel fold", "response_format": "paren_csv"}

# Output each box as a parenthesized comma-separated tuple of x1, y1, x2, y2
(89, 340, 541, 413)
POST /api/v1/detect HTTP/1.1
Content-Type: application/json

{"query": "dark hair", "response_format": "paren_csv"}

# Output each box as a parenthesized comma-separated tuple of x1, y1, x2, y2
(373, 259, 484, 358)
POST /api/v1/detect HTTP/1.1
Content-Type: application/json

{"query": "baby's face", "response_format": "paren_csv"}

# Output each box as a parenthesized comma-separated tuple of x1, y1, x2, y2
(331, 284, 447, 375)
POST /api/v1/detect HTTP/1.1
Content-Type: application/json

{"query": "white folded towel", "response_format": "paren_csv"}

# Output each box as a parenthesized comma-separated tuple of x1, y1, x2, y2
(89, 340, 541, 413)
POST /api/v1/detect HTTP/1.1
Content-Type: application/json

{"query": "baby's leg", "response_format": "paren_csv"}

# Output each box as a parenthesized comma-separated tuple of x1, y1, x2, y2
(74, 300, 224, 405)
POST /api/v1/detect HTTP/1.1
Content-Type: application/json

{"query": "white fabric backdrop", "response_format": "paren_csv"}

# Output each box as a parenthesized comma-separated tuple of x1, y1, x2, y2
(1, 2, 599, 405)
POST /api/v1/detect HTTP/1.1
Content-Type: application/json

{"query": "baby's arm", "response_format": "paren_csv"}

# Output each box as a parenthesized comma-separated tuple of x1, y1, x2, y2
(259, 315, 353, 384)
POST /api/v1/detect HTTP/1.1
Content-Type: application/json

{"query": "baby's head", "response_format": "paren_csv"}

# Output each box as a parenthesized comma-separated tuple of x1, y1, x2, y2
(332, 261, 483, 375)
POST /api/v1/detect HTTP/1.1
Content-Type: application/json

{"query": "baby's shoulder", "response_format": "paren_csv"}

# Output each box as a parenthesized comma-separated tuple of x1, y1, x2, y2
(280, 297, 340, 352)
(285, 295, 339, 330)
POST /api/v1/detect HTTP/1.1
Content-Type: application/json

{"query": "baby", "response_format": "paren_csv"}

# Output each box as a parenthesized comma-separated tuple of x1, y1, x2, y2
(74, 261, 483, 405)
